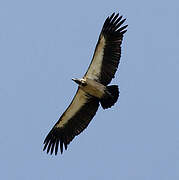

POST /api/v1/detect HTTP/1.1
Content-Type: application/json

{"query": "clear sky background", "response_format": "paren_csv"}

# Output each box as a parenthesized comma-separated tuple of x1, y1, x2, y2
(0, 0, 178, 179)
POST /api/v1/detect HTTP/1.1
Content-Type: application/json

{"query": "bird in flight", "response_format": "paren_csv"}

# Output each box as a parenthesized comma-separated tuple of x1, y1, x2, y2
(43, 13, 127, 155)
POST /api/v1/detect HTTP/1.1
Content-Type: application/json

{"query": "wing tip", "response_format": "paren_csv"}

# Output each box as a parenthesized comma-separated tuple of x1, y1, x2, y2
(43, 128, 62, 155)
(102, 12, 128, 35)
(43, 128, 69, 155)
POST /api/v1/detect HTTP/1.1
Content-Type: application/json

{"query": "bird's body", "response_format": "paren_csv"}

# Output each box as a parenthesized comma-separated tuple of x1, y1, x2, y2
(43, 13, 127, 155)
(74, 78, 106, 98)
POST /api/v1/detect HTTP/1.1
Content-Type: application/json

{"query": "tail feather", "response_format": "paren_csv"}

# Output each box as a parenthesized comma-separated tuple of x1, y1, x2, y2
(100, 85, 119, 109)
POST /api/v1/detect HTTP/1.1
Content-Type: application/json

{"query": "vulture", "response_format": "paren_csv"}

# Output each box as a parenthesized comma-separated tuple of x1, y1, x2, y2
(43, 12, 127, 155)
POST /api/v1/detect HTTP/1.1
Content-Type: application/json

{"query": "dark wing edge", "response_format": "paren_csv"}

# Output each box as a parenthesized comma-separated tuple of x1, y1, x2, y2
(99, 13, 128, 85)
(43, 89, 99, 155)
(85, 13, 128, 85)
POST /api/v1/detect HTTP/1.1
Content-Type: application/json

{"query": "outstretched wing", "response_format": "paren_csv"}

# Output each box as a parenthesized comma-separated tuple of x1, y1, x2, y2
(43, 88, 99, 155)
(84, 13, 127, 85)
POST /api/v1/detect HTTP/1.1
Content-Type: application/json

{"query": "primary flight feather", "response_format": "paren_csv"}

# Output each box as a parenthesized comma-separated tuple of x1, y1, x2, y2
(43, 13, 127, 155)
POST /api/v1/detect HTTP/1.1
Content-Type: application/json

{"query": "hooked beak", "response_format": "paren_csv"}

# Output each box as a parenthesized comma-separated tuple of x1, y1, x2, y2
(72, 78, 80, 84)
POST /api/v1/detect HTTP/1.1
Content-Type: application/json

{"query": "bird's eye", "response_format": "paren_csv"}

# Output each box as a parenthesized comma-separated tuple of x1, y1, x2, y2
(81, 81, 87, 86)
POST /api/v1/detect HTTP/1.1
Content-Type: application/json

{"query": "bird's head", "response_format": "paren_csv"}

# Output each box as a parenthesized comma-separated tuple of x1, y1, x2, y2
(72, 78, 87, 86)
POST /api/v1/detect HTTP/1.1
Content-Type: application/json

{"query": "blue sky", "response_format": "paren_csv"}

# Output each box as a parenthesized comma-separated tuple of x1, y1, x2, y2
(0, 0, 178, 179)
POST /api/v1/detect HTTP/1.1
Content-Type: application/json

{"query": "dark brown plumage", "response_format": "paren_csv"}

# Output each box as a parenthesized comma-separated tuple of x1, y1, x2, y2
(43, 89, 99, 155)
(85, 13, 127, 85)
(43, 13, 127, 155)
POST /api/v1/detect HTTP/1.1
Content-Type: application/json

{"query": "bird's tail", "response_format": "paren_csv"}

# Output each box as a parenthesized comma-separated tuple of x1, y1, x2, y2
(100, 85, 119, 109)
